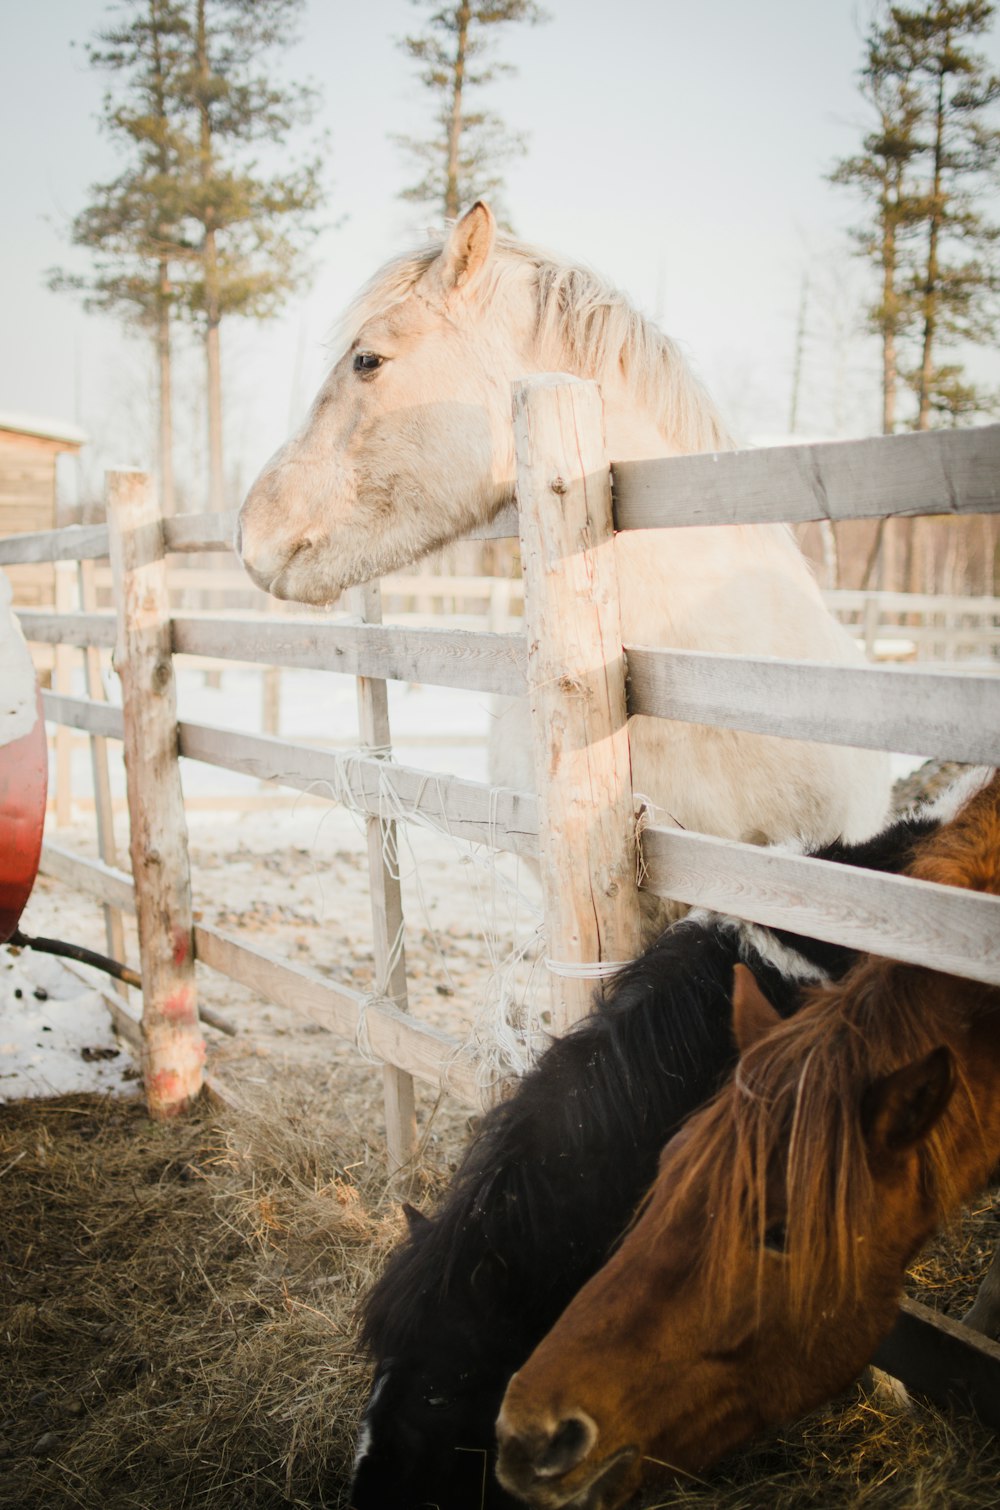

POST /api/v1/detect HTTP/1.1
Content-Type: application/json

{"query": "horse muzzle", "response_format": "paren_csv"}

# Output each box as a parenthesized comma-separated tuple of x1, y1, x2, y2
(494, 1409, 639, 1510)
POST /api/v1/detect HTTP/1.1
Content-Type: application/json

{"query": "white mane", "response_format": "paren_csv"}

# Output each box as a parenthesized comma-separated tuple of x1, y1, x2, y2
(339, 231, 735, 459)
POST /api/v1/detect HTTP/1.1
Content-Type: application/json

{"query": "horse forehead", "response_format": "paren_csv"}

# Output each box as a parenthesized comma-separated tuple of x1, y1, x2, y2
(356, 291, 446, 348)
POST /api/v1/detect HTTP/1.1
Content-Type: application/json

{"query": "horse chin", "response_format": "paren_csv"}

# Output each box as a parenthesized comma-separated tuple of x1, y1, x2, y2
(260, 545, 349, 607)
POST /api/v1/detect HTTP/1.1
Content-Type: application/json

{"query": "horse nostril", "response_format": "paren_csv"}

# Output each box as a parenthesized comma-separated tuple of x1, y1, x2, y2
(535, 1412, 598, 1479)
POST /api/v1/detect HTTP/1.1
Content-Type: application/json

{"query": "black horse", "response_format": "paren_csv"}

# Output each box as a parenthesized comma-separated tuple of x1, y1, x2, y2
(349, 801, 950, 1510)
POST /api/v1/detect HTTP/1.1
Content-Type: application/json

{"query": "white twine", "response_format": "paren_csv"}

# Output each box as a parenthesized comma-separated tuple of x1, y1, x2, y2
(353, 907, 409, 1065)
(544, 957, 630, 980)
(289, 744, 549, 1085)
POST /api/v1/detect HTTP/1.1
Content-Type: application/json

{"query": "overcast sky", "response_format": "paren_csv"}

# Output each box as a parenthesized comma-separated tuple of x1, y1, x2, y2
(4, 0, 1000, 507)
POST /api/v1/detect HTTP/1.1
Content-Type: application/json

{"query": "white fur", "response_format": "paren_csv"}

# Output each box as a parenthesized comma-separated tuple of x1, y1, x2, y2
(685, 909, 831, 986)
(352, 1370, 389, 1470)
(911, 766, 996, 827)
(238, 205, 892, 936)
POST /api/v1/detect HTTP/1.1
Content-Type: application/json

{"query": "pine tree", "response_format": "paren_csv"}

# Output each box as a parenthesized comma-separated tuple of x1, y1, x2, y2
(832, 2, 1000, 434)
(890, 1, 1000, 428)
(829, 14, 927, 435)
(51, 0, 326, 514)
(394, 1, 548, 226)
(49, 0, 194, 513)
(179, 0, 325, 509)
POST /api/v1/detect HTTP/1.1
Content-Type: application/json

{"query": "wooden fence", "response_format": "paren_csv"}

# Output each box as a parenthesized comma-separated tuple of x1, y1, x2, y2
(2, 385, 1000, 1417)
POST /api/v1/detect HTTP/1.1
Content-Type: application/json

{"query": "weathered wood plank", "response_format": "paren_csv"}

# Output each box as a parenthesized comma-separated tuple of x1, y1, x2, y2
(640, 825, 1000, 986)
(350, 579, 418, 1171)
(39, 841, 136, 914)
(53, 563, 74, 826)
(17, 609, 116, 648)
(154, 503, 518, 557)
(106, 470, 204, 1118)
(163, 511, 235, 553)
(170, 614, 527, 695)
(626, 647, 1000, 764)
(465, 501, 519, 540)
(514, 375, 644, 1033)
(825, 588, 1000, 617)
(0, 522, 110, 565)
(192, 922, 483, 1106)
(80, 555, 129, 1001)
(613, 424, 1000, 530)
(41, 690, 123, 739)
(28, 618, 999, 764)
(873, 1297, 1000, 1429)
(33, 699, 542, 858)
(179, 723, 540, 858)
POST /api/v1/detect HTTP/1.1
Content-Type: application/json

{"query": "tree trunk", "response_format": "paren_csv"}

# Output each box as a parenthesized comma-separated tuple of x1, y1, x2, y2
(203, 228, 224, 511)
(197, 0, 225, 511)
(444, 2, 471, 220)
(156, 259, 176, 516)
(881, 198, 898, 435)
(150, 2, 176, 516)
(917, 64, 947, 431)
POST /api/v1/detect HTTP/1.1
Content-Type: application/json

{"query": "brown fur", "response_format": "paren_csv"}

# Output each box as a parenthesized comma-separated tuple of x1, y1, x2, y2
(647, 771, 1000, 1325)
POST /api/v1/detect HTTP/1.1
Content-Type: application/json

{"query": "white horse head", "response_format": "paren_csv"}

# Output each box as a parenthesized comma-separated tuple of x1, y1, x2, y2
(238, 201, 729, 604)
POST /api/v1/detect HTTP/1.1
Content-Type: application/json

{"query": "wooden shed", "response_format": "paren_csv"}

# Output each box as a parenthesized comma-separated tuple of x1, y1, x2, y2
(0, 413, 87, 608)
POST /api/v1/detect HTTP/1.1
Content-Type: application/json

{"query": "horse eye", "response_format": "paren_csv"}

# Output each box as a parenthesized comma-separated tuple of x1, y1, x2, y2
(353, 351, 383, 374)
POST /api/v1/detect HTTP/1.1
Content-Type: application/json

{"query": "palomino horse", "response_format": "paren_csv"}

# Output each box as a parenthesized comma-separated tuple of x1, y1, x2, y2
(496, 769, 1000, 1510)
(348, 793, 960, 1510)
(238, 203, 891, 932)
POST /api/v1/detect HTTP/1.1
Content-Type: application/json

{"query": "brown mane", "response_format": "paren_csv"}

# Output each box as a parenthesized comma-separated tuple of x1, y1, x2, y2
(650, 769, 1000, 1328)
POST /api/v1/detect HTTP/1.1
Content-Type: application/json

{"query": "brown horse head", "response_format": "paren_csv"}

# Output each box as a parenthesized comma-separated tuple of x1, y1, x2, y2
(495, 771, 1000, 1509)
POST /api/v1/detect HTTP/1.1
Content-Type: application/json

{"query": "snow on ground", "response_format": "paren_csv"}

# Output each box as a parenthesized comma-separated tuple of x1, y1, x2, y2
(0, 947, 138, 1102)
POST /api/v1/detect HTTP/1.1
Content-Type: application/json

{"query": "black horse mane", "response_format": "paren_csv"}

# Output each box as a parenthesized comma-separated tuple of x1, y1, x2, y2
(359, 799, 940, 1367)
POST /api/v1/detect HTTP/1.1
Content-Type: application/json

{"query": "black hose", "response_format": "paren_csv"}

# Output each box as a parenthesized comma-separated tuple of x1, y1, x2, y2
(7, 928, 142, 988)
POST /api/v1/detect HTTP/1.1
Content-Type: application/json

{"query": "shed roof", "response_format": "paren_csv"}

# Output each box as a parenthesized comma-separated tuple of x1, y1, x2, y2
(0, 412, 88, 450)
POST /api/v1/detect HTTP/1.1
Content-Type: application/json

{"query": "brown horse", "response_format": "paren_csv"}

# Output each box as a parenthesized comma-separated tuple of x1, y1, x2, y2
(495, 769, 1000, 1510)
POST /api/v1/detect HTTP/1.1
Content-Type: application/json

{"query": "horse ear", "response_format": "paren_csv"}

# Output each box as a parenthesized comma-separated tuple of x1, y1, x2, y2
(432, 201, 496, 296)
(401, 1200, 430, 1236)
(862, 1045, 954, 1162)
(731, 964, 783, 1054)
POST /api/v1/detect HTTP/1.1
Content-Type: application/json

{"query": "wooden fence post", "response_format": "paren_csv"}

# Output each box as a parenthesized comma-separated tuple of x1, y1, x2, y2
(349, 581, 418, 1171)
(513, 374, 644, 1034)
(54, 561, 74, 827)
(106, 470, 204, 1117)
(78, 557, 128, 996)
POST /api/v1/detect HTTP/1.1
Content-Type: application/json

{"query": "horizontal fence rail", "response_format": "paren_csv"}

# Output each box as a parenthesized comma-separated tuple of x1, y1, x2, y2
(3, 423, 998, 575)
(0, 504, 522, 568)
(24, 608, 999, 765)
(36, 690, 1000, 988)
(169, 615, 527, 694)
(613, 423, 1000, 529)
(642, 827, 1000, 986)
(625, 648, 1000, 764)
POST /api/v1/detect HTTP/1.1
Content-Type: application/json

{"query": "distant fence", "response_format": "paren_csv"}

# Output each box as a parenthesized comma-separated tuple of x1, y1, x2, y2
(3, 393, 1000, 1418)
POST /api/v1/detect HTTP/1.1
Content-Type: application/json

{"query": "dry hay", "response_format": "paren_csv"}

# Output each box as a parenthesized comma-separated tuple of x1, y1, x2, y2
(0, 1081, 446, 1510)
(1, 1088, 998, 1510)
